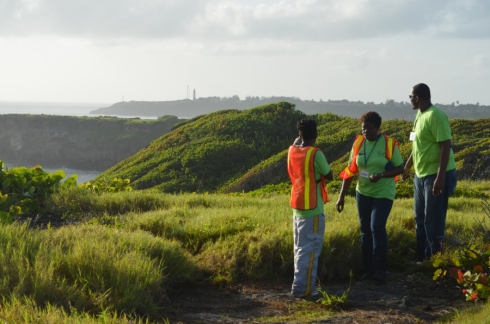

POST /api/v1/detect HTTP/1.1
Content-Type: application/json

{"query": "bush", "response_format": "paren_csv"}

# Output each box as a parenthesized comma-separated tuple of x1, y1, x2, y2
(433, 199, 490, 301)
(0, 161, 77, 222)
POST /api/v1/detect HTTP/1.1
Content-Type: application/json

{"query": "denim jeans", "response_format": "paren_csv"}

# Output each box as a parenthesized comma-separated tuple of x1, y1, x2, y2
(356, 192, 394, 274)
(414, 169, 457, 259)
(291, 214, 325, 298)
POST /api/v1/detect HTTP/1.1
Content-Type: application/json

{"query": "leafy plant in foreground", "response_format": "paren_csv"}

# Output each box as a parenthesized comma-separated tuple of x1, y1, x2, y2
(80, 177, 132, 194)
(433, 199, 490, 301)
(318, 272, 352, 309)
(0, 161, 77, 223)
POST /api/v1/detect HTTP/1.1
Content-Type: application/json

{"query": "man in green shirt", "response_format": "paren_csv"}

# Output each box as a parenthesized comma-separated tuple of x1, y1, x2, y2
(403, 83, 457, 262)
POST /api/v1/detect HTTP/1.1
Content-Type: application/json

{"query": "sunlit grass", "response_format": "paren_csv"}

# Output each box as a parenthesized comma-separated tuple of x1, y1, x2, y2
(0, 180, 488, 322)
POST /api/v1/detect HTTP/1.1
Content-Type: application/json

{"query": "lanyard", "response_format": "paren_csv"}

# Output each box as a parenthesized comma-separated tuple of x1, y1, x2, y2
(363, 136, 380, 167)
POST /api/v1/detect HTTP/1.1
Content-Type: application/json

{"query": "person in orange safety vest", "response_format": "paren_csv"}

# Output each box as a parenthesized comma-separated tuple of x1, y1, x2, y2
(336, 111, 404, 283)
(288, 118, 333, 301)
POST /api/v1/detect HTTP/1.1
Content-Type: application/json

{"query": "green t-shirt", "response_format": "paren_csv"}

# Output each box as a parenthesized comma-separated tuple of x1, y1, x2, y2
(412, 105, 456, 177)
(350, 135, 404, 200)
(292, 149, 331, 218)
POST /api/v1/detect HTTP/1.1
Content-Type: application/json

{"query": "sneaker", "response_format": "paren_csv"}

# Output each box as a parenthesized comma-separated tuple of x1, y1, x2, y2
(412, 257, 424, 266)
(302, 292, 323, 302)
(372, 271, 387, 282)
(291, 292, 323, 302)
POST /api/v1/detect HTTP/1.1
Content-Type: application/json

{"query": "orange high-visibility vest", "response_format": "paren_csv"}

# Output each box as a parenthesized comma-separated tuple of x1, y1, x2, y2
(339, 134, 399, 180)
(287, 146, 329, 210)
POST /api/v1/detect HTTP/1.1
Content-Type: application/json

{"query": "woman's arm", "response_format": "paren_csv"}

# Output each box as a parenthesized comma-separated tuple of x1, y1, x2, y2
(336, 177, 354, 213)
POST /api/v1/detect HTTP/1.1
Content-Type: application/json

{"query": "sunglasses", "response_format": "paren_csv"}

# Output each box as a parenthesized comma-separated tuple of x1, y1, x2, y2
(409, 95, 417, 99)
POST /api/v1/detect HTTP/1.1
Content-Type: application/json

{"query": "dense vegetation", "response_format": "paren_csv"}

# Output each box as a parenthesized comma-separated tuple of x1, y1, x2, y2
(98, 102, 490, 194)
(99, 102, 306, 192)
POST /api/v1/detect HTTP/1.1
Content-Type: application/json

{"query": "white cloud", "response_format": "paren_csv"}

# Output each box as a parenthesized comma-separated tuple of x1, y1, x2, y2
(0, 0, 489, 104)
(0, 0, 489, 42)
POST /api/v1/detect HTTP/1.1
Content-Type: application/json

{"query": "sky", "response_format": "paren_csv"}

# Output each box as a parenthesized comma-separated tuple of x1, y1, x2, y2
(0, 0, 489, 105)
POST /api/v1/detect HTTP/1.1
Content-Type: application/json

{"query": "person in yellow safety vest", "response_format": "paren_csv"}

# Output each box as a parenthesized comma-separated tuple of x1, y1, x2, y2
(287, 118, 333, 301)
(336, 111, 404, 282)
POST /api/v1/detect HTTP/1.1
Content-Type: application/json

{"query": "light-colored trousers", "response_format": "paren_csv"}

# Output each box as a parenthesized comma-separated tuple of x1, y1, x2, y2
(291, 213, 325, 297)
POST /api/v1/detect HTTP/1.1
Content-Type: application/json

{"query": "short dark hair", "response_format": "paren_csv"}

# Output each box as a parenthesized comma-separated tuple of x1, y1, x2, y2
(360, 111, 382, 128)
(297, 119, 318, 141)
(413, 83, 431, 100)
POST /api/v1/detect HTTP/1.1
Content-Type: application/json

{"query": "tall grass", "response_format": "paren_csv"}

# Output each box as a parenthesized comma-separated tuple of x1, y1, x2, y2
(0, 223, 195, 321)
(1, 180, 488, 322)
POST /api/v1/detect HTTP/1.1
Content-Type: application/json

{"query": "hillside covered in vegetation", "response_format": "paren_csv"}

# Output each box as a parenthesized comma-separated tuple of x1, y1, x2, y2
(98, 102, 490, 193)
(0, 115, 182, 170)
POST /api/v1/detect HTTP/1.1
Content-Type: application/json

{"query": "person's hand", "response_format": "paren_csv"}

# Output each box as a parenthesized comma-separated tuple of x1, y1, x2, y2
(432, 176, 444, 196)
(401, 168, 410, 181)
(293, 136, 301, 146)
(369, 173, 383, 183)
(336, 196, 344, 213)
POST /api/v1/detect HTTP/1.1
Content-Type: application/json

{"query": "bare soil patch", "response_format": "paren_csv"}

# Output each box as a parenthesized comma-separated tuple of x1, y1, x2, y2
(167, 271, 471, 324)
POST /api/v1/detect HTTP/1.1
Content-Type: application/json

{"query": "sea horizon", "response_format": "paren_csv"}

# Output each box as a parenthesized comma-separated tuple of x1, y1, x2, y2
(0, 100, 159, 119)
(0, 101, 159, 183)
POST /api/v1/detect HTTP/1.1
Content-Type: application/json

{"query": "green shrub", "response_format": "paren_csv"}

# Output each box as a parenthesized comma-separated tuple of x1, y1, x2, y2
(433, 199, 490, 301)
(0, 162, 77, 222)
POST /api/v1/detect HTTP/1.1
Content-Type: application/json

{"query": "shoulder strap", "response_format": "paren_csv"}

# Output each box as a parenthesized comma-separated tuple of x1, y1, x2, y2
(383, 134, 398, 161)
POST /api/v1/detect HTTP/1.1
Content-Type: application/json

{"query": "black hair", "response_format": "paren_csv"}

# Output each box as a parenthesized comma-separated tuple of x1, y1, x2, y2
(360, 111, 382, 128)
(413, 83, 431, 100)
(297, 119, 318, 141)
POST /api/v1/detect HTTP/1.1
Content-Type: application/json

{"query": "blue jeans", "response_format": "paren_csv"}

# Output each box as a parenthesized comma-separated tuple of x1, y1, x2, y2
(414, 169, 457, 259)
(356, 192, 394, 274)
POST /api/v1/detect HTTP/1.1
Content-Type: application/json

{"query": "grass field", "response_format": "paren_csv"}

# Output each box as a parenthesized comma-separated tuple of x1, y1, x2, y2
(0, 180, 489, 323)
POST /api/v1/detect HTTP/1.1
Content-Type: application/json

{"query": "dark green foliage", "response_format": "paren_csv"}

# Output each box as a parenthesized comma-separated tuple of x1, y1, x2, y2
(97, 102, 490, 194)
(99, 102, 306, 192)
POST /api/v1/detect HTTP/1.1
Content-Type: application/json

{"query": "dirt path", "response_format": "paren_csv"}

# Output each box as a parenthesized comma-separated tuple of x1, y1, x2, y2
(167, 271, 470, 323)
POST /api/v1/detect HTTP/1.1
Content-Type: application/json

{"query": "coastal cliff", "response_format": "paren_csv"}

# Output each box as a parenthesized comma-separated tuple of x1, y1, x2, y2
(0, 114, 181, 170)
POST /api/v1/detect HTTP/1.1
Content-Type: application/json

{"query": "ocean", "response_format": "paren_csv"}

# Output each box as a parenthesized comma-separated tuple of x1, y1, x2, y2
(0, 101, 157, 183)
(0, 101, 159, 119)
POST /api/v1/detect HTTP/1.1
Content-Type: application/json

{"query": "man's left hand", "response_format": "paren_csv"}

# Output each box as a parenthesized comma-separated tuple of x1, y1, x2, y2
(432, 177, 444, 196)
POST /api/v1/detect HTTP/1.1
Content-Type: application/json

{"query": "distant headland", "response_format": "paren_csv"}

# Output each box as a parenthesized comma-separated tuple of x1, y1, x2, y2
(90, 96, 490, 120)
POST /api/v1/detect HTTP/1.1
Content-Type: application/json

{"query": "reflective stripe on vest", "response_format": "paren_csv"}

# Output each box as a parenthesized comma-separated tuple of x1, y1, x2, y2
(338, 135, 364, 180)
(288, 146, 328, 210)
(339, 134, 399, 180)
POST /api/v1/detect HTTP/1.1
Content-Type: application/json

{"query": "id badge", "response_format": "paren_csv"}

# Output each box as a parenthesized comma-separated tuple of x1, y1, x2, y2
(409, 132, 416, 141)
(360, 170, 369, 179)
